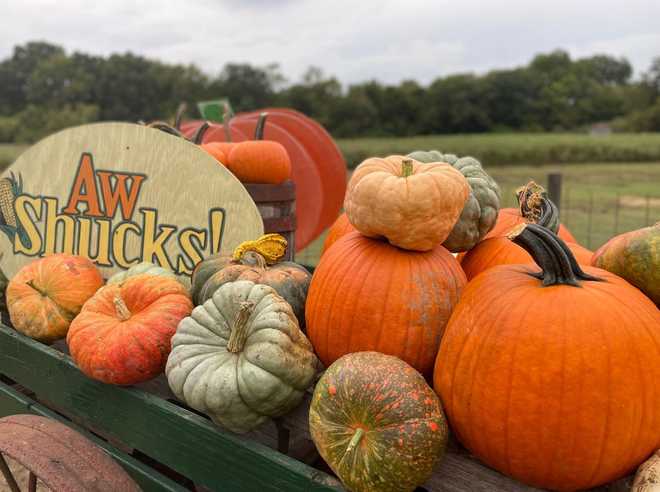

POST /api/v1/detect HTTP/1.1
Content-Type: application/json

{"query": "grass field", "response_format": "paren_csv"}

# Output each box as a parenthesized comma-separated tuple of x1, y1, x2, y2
(337, 132, 660, 167)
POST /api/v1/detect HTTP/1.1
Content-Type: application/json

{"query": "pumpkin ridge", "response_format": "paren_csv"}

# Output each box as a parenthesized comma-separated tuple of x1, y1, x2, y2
(368, 242, 397, 358)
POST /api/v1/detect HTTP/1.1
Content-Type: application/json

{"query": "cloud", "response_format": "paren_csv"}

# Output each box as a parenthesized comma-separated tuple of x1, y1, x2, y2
(1, 0, 658, 85)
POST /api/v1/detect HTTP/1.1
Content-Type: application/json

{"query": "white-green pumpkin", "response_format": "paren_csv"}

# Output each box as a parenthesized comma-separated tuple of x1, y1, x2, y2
(165, 280, 319, 433)
(407, 150, 501, 252)
(107, 262, 178, 285)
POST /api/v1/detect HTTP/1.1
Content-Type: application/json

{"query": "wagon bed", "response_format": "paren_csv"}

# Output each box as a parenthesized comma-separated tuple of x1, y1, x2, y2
(0, 323, 635, 492)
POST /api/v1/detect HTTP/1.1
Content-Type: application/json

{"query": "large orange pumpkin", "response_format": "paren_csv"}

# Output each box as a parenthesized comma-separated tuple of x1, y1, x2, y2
(7, 254, 103, 342)
(434, 224, 660, 491)
(345, 156, 470, 251)
(306, 232, 466, 377)
(320, 213, 356, 255)
(67, 275, 192, 385)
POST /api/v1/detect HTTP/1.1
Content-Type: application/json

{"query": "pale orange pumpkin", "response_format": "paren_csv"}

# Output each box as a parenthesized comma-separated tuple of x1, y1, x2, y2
(7, 254, 103, 342)
(344, 155, 470, 251)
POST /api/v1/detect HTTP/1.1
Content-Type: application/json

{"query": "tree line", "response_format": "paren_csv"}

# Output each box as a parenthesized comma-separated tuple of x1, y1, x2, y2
(0, 41, 659, 143)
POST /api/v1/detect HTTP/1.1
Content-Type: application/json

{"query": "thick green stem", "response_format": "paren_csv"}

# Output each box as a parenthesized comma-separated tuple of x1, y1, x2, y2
(26, 280, 47, 297)
(254, 112, 268, 140)
(227, 301, 255, 353)
(146, 121, 184, 138)
(345, 428, 365, 454)
(508, 223, 601, 287)
(517, 181, 560, 233)
(401, 159, 414, 178)
(114, 296, 132, 321)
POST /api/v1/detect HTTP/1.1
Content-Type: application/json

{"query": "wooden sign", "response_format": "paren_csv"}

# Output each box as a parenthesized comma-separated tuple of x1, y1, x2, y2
(0, 122, 263, 283)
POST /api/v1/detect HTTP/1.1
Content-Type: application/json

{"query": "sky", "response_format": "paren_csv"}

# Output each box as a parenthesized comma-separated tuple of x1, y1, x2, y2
(1, 0, 659, 86)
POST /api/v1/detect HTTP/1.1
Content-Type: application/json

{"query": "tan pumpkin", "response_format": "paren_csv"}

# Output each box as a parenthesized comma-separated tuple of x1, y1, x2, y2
(344, 155, 470, 251)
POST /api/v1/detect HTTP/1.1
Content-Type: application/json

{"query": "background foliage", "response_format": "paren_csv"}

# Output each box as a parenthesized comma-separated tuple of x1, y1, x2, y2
(0, 41, 659, 143)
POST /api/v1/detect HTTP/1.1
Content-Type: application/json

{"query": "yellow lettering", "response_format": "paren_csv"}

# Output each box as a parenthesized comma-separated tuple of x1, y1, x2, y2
(13, 196, 42, 255)
(176, 229, 207, 275)
(112, 222, 141, 268)
(209, 209, 226, 254)
(95, 218, 112, 267)
(44, 198, 75, 255)
(141, 209, 176, 269)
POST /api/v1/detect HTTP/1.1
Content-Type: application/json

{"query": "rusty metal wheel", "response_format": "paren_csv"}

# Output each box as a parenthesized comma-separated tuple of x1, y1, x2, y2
(0, 414, 140, 492)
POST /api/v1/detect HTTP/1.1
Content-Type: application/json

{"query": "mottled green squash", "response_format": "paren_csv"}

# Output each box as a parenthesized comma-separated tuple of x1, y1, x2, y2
(309, 351, 448, 492)
(107, 261, 178, 285)
(592, 222, 660, 305)
(408, 150, 500, 252)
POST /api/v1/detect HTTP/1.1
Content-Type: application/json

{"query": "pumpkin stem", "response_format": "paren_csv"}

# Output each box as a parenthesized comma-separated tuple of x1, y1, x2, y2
(516, 181, 560, 233)
(26, 280, 47, 297)
(227, 301, 255, 353)
(114, 296, 132, 321)
(223, 103, 233, 142)
(401, 159, 414, 178)
(255, 112, 268, 140)
(192, 121, 211, 145)
(233, 234, 287, 266)
(146, 121, 184, 138)
(508, 223, 601, 287)
(345, 428, 365, 455)
(174, 102, 187, 130)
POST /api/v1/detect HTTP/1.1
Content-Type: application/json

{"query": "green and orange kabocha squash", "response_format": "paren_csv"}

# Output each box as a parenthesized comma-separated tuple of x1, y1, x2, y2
(191, 234, 311, 326)
(7, 254, 103, 342)
(592, 222, 659, 305)
(344, 155, 470, 251)
(166, 280, 319, 433)
(460, 182, 592, 280)
(67, 274, 192, 385)
(434, 224, 660, 491)
(407, 150, 501, 252)
(306, 231, 466, 377)
(310, 351, 448, 492)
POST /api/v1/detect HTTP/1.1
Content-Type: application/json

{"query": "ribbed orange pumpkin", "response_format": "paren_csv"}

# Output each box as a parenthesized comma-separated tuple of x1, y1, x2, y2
(67, 274, 192, 385)
(320, 213, 356, 255)
(435, 224, 660, 491)
(306, 232, 466, 377)
(7, 254, 103, 342)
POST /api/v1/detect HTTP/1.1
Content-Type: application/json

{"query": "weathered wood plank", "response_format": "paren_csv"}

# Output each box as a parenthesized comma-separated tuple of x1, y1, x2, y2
(0, 325, 342, 492)
(0, 381, 187, 492)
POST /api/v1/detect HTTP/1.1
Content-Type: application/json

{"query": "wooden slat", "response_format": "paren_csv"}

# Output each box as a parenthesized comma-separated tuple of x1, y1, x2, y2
(0, 382, 187, 492)
(0, 325, 342, 492)
(245, 181, 296, 202)
(263, 216, 296, 232)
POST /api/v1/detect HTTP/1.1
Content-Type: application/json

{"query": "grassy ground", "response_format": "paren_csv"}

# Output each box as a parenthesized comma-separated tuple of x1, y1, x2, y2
(337, 133, 660, 168)
(295, 161, 660, 265)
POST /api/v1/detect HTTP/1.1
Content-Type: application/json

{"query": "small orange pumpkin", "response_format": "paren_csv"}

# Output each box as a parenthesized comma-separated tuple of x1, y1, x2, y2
(7, 254, 103, 342)
(320, 213, 356, 256)
(227, 113, 291, 184)
(344, 155, 469, 251)
(67, 274, 192, 385)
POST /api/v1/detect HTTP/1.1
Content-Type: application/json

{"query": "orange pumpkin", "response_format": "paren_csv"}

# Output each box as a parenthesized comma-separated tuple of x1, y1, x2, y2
(7, 254, 103, 342)
(434, 224, 660, 491)
(486, 182, 577, 242)
(67, 274, 192, 385)
(306, 232, 466, 377)
(320, 213, 356, 256)
(345, 156, 470, 251)
(227, 113, 291, 184)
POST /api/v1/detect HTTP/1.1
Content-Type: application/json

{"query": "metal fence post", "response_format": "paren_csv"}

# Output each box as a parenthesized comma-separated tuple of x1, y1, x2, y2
(547, 173, 562, 210)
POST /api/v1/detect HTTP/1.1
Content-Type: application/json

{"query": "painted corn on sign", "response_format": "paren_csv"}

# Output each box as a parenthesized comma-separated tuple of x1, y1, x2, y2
(0, 122, 263, 282)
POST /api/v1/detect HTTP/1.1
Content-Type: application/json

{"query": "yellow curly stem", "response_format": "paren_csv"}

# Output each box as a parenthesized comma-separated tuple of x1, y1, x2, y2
(232, 233, 287, 265)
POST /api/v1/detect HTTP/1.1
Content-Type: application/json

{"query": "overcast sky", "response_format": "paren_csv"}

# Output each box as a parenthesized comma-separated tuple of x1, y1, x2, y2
(2, 0, 659, 85)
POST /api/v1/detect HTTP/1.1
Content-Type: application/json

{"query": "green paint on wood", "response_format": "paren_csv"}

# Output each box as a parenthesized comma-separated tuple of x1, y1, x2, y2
(0, 382, 187, 492)
(0, 325, 341, 491)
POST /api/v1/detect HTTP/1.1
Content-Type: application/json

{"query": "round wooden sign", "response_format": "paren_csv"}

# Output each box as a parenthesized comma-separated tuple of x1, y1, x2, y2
(0, 122, 263, 283)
